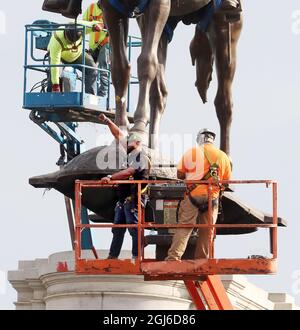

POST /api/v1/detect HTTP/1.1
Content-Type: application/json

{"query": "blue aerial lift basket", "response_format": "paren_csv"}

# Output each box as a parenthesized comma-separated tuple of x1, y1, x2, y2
(23, 21, 142, 123)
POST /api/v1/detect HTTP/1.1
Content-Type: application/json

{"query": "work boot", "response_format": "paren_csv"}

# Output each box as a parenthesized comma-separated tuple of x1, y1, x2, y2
(107, 255, 118, 260)
(165, 256, 180, 261)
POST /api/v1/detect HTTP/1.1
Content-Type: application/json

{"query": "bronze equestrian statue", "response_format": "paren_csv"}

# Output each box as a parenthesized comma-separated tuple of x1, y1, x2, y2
(100, 0, 242, 155)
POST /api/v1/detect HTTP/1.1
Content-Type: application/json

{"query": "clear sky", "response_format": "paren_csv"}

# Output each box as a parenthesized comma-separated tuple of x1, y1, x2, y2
(1, 0, 300, 309)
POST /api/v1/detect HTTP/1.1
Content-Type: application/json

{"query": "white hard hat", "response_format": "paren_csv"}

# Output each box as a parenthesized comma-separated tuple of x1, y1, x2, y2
(197, 128, 216, 145)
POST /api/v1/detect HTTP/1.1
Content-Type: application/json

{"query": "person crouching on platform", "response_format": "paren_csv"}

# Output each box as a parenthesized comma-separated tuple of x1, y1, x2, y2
(166, 129, 232, 261)
(99, 114, 151, 260)
(48, 21, 103, 94)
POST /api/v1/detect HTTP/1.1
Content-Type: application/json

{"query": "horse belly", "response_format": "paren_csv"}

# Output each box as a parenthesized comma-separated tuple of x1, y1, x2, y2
(170, 0, 211, 16)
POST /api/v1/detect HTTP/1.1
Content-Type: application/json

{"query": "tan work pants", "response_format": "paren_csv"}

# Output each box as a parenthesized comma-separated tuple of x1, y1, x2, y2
(166, 195, 219, 260)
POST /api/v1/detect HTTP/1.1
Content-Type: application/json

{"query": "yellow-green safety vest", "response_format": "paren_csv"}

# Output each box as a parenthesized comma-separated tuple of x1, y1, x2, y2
(83, 3, 109, 51)
(47, 21, 96, 85)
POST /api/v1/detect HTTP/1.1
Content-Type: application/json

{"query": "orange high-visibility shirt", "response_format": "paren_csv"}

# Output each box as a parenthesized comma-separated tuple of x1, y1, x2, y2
(177, 143, 232, 199)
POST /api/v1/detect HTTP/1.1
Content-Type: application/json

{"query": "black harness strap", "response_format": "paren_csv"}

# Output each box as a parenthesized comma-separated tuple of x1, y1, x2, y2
(188, 194, 218, 214)
(54, 32, 82, 52)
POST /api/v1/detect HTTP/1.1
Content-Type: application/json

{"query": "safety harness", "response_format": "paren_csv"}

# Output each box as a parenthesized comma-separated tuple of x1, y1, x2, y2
(202, 148, 222, 181)
(88, 3, 109, 47)
(108, 0, 150, 18)
(89, 3, 103, 21)
(54, 32, 82, 53)
(186, 147, 223, 214)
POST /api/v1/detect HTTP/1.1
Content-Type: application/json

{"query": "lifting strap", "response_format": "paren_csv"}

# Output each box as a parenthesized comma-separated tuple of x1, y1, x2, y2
(108, 0, 150, 18)
(133, 0, 150, 16)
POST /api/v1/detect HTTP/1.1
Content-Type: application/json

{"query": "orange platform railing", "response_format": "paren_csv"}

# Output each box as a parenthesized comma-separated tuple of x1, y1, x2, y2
(74, 179, 278, 279)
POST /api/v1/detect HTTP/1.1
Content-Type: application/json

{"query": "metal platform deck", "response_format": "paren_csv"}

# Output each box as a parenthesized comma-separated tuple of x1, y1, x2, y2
(24, 92, 134, 123)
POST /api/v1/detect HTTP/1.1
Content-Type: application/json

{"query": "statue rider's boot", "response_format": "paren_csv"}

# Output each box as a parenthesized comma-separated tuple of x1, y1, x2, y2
(216, 0, 242, 23)
(220, 0, 240, 11)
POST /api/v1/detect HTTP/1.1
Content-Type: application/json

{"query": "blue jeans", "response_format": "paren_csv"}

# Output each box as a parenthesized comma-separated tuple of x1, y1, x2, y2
(71, 52, 98, 95)
(91, 45, 110, 97)
(109, 200, 138, 258)
(53, 52, 97, 95)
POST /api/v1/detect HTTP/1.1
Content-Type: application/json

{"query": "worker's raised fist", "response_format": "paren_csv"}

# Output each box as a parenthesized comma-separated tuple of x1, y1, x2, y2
(92, 23, 104, 32)
(99, 114, 110, 124)
(52, 84, 61, 92)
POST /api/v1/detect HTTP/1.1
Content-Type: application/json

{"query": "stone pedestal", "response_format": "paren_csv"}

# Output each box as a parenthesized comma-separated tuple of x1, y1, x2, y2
(8, 251, 192, 310)
(8, 251, 299, 310)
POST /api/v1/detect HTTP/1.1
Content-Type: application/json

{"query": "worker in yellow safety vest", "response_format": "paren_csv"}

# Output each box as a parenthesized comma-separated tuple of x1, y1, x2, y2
(83, 1, 110, 97)
(48, 20, 104, 94)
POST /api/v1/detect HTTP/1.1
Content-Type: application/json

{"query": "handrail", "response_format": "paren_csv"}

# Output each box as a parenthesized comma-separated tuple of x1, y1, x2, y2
(24, 23, 142, 112)
(74, 179, 278, 269)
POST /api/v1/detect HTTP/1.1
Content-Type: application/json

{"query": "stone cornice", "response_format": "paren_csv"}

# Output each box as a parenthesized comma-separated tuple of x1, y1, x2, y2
(8, 251, 299, 310)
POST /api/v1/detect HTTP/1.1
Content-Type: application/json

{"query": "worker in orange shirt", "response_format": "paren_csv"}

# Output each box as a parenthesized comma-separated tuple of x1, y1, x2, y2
(166, 129, 232, 260)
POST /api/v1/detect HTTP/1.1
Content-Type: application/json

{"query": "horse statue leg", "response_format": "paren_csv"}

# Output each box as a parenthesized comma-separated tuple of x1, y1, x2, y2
(101, 1, 131, 130)
(137, 15, 169, 150)
(190, 27, 214, 104)
(131, 0, 171, 140)
(149, 36, 168, 149)
(211, 13, 243, 155)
